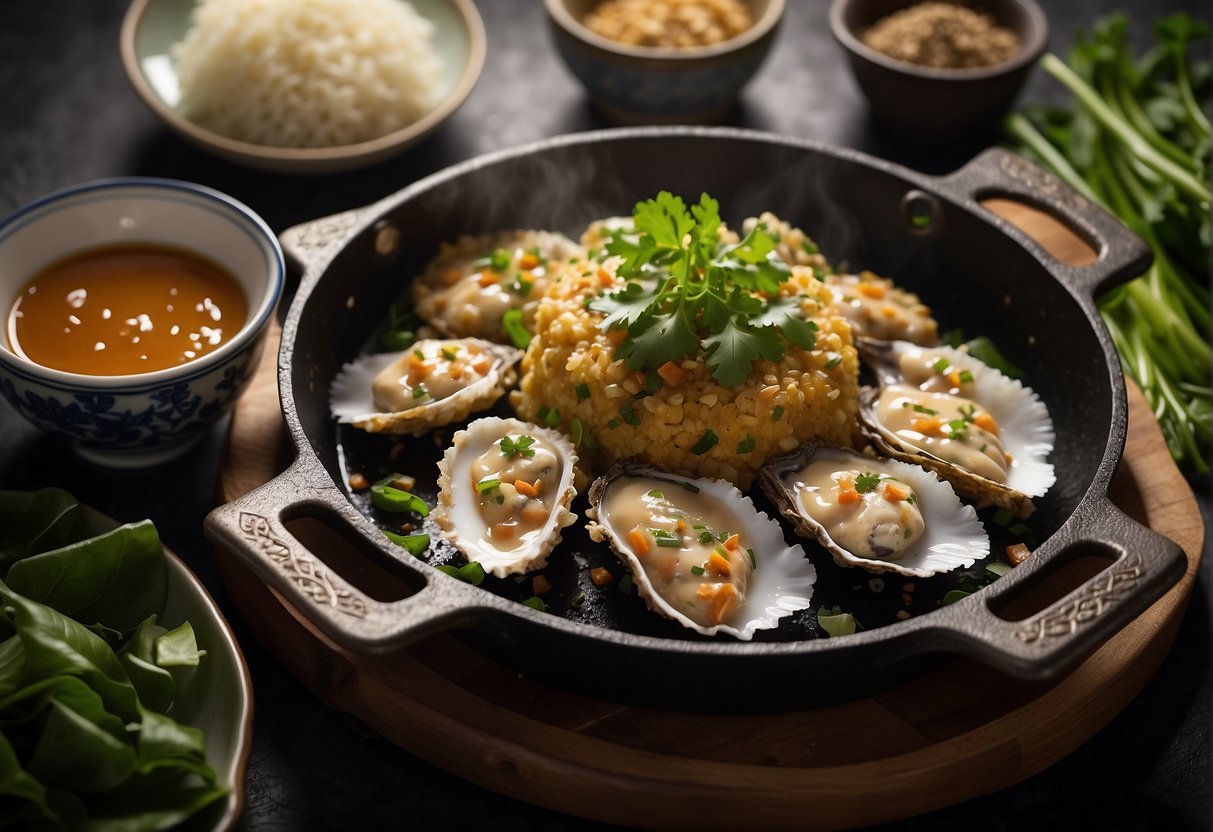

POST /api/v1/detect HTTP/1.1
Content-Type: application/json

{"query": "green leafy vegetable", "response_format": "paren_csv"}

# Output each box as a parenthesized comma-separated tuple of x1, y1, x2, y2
(854, 472, 882, 493)
(690, 429, 719, 455)
(384, 531, 430, 556)
(589, 191, 823, 387)
(436, 562, 486, 586)
(1004, 12, 1211, 474)
(0, 490, 226, 830)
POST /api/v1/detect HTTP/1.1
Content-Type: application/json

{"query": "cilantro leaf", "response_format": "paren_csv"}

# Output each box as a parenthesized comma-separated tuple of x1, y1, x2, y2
(750, 295, 818, 350)
(588, 282, 656, 331)
(616, 307, 698, 371)
(703, 320, 784, 387)
(500, 435, 537, 458)
(854, 472, 882, 493)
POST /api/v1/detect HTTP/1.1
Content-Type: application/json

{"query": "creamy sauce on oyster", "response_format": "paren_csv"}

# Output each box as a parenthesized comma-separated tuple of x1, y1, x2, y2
(468, 433, 562, 552)
(876, 380, 1009, 483)
(422, 245, 553, 340)
(826, 271, 938, 344)
(785, 460, 925, 560)
(604, 478, 754, 628)
(371, 340, 494, 412)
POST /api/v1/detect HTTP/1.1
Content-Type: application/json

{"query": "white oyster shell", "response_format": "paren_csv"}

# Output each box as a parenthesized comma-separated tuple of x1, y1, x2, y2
(859, 341, 1055, 518)
(329, 338, 521, 435)
(761, 443, 989, 578)
(432, 417, 578, 578)
(586, 464, 817, 641)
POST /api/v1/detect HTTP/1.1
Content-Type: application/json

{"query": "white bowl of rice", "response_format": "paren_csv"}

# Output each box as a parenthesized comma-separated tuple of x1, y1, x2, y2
(121, 0, 486, 173)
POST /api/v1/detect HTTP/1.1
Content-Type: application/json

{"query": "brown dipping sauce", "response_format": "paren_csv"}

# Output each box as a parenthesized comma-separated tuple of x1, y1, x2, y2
(6, 243, 247, 376)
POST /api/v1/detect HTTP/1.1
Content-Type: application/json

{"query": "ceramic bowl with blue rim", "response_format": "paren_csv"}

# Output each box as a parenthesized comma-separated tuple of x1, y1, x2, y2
(543, 0, 785, 124)
(0, 178, 283, 468)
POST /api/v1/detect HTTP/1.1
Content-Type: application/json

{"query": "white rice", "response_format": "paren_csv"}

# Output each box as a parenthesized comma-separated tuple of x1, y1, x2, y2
(173, 0, 444, 149)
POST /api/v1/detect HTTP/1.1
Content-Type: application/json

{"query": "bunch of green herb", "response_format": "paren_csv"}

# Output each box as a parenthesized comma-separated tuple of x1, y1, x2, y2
(0, 488, 226, 831)
(1003, 12, 1211, 474)
(588, 191, 820, 387)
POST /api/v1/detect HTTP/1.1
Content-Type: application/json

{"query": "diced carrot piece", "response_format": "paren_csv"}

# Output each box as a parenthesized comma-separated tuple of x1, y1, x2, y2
(948, 370, 963, 387)
(597, 266, 614, 286)
(441, 266, 463, 286)
(883, 482, 908, 502)
(657, 360, 686, 387)
(723, 533, 740, 551)
(491, 523, 516, 540)
(837, 488, 861, 504)
(707, 550, 731, 577)
(627, 529, 650, 556)
(514, 479, 538, 498)
(880, 304, 900, 318)
(590, 566, 614, 586)
(973, 412, 999, 434)
(478, 269, 500, 286)
(449, 361, 466, 379)
(703, 583, 740, 625)
(532, 575, 552, 595)
(518, 252, 541, 270)
(676, 519, 687, 533)
(348, 473, 370, 491)
(857, 282, 885, 299)
(911, 417, 942, 435)
(471, 356, 492, 374)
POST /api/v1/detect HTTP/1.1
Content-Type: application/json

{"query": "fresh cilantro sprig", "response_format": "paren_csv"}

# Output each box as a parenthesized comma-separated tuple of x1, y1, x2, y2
(588, 192, 819, 387)
(500, 435, 537, 458)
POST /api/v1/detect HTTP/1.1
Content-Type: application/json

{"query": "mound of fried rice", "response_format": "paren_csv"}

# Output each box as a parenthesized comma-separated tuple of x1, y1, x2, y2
(510, 226, 862, 490)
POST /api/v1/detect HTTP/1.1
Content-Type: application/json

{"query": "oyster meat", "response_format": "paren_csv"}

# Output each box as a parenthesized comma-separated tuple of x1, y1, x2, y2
(433, 417, 578, 578)
(329, 338, 520, 435)
(761, 443, 989, 578)
(858, 341, 1055, 518)
(824, 271, 939, 345)
(586, 463, 816, 640)
(413, 230, 583, 343)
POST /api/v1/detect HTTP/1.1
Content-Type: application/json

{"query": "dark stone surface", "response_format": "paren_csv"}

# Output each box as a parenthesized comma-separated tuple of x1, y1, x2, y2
(0, 0, 1208, 829)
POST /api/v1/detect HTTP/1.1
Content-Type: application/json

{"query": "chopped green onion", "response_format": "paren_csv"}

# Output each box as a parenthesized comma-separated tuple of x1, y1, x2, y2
(645, 372, 662, 394)
(575, 382, 591, 401)
(992, 507, 1014, 527)
(607, 418, 621, 429)
(959, 369, 974, 384)
(514, 277, 533, 297)
(747, 548, 756, 569)
(441, 345, 460, 361)
(476, 475, 501, 495)
(690, 565, 705, 576)
(380, 329, 415, 351)
(817, 606, 859, 637)
(932, 357, 951, 374)
(502, 308, 532, 349)
(654, 534, 682, 549)
(621, 401, 641, 426)
(489, 248, 511, 271)
(384, 531, 430, 556)
(824, 354, 842, 370)
(736, 436, 755, 454)
(646, 489, 664, 498)
(412, 385, 428, 400)
(680, 482, 700, 494)
(370, 479, 430, 516)
(691, 429, 719, 455)
(941, 590, 971, 606)
(544, 407, 561, 428)
(521, 596, 548, 612)
(771, 406, 785, 422)
(437, 561, 486, 585)
(986, 561, 1012, 578)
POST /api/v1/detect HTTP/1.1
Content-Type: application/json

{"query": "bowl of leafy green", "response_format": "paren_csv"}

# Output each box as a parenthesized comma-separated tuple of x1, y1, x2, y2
(0, 487, 253, 831)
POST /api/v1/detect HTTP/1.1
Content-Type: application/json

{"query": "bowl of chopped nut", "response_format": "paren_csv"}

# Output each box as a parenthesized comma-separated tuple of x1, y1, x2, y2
(829, 0, 1048, 140)
(544, 0, 786, 124)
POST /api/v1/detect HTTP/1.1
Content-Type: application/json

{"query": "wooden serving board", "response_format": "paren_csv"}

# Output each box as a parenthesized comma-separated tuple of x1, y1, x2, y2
(211, 203, 1204, 830)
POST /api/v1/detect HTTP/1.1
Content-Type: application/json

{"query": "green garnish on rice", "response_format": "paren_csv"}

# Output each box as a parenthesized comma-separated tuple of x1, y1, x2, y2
(589, 191, 819, 387)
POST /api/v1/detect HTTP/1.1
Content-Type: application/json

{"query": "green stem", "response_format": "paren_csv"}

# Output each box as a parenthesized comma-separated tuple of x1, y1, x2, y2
(1042, 53, 1211, 204)
(1002, 113, 1102, 203)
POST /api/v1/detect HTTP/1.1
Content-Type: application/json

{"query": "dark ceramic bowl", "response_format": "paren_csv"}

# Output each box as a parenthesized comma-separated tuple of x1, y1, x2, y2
(830, 0, 1049, 141)
(544, 0, 785, 124)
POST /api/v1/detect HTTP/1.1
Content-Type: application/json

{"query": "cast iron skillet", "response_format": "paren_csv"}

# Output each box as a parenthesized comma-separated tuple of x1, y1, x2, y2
(204, 127, 1186, 711)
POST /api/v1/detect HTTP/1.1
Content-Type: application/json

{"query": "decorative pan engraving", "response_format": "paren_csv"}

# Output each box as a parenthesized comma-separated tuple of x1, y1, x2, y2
(1013, 554, 1144, 644)
(280, 210, 362, 268)
(238, 511, 368, 618)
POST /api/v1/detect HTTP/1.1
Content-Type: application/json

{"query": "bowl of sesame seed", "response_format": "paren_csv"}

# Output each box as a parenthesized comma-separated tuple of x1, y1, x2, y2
(544, 0, 786, 124)
(829, 0, 1048, 141)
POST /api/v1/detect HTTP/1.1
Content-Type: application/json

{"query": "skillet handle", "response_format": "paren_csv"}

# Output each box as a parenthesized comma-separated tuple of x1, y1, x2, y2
(932, 147, 1153, 299)
(924, 496, 1186, 680)
(203, 459, 480, 654)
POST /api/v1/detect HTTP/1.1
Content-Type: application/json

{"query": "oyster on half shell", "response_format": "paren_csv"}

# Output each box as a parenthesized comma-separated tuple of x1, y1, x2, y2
(585, 462, 816, 640)
(857, 340, 1055, 518)
(329, 338, 521, 435)
(761, 443, 989, 578)
(433, 417, 578, 578)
